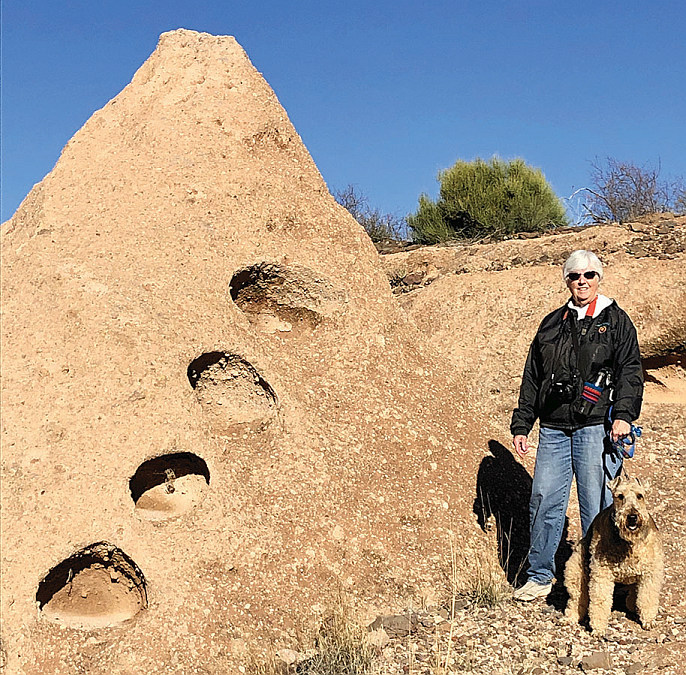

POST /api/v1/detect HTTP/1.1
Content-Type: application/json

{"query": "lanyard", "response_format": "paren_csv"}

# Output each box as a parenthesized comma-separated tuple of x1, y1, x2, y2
(584, 296, 598, 319)
(569, 296, 597, 356)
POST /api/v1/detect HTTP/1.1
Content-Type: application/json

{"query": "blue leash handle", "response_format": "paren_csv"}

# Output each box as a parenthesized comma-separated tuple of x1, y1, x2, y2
(611, 424, 642, 459)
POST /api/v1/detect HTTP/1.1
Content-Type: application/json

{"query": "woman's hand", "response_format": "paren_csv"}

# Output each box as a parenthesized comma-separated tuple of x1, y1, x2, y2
(513, 435, 529, 457)
(611, 419, 631, 443)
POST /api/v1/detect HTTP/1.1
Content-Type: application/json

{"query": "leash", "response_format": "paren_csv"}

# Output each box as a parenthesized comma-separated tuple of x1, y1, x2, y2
(605, 405, 642, 480)
(611, 425, 642, 460)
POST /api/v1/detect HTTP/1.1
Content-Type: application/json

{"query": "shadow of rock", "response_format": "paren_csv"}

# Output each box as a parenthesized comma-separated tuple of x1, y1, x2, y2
(474, 440, 573, 592)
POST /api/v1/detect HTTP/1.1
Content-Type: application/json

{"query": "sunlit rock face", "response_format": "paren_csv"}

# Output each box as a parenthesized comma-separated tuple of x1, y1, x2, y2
(1, 29, 479, 673)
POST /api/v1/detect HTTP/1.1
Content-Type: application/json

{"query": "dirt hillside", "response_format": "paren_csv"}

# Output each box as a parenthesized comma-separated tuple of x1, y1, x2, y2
(381, 216, 686, 419)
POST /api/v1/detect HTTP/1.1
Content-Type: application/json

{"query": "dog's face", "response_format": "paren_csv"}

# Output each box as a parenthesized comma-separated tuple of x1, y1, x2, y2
(608, 476, 651, 542)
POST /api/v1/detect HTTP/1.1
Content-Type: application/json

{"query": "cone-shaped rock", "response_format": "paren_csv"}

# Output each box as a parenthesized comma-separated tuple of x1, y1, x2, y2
(1, 30, 484, 672)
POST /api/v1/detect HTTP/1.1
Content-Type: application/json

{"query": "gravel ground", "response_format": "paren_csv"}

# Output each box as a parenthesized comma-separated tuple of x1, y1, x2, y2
(373, 401, 686, 674)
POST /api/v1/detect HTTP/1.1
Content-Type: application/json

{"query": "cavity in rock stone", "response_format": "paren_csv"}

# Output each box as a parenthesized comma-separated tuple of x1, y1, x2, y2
(36, 542, 147, 629)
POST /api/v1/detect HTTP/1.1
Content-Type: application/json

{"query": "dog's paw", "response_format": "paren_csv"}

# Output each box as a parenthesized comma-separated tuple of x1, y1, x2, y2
(564, 609, 580, 624)
(641, 619, 656, 630)
(590, 626, 608, 639)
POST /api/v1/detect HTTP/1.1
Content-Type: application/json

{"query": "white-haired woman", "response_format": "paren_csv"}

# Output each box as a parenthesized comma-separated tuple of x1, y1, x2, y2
(511, 250, 643, 601)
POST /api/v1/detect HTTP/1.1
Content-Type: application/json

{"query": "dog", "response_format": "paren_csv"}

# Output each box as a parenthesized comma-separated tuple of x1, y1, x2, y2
(564, 476, 664, 636)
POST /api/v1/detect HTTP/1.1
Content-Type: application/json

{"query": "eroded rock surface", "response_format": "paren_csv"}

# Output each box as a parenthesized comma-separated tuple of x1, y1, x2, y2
(1, 29, 482, 674)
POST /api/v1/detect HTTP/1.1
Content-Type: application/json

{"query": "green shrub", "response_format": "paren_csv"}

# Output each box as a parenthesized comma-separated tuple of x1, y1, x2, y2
(408, 157, 568, 244)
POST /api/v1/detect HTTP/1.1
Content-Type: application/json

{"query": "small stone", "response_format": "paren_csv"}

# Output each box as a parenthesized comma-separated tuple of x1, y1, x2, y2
(402, 271, 425, 286)
(423, 266, 440, 284)
(276, 648, 300, 665)
(627, 243, 648, 257)
(557, 656, 574, 666)
(581, 650, 613, 671)
(367, 628, 390, 649)
(368, 613, 418, 638)
(628, 221, 649, 232)
(624, 662, 643, 674)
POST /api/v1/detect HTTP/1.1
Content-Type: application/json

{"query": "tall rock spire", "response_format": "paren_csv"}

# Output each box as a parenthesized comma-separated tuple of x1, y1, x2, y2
(1, 30, 477, 673)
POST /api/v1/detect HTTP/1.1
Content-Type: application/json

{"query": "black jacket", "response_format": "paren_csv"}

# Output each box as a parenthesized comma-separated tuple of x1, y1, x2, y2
(510, 300, 643, 436)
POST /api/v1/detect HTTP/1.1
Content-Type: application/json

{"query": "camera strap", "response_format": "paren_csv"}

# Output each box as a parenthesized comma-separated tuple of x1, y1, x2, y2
(569, 313, 581, 357)
(568, 296, 597, 358)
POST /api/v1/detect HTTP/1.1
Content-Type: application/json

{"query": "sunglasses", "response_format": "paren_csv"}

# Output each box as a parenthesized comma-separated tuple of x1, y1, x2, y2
(567, 271, 598, 281)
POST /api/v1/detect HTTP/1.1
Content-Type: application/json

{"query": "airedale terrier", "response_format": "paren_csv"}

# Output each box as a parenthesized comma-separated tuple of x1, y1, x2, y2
(564, 476, 664, 636)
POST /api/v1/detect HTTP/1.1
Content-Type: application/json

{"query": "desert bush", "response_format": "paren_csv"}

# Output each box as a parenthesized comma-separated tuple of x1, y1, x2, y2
(675, 188, 686, 215)
(408, 157, 568, 244)
(334, 185, 407, 242)
(584, 157, 686, 222)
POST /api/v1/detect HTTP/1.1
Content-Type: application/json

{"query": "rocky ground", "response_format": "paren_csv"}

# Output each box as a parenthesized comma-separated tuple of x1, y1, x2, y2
(255, 219, 686, 675)
(260, 293, 685, 675)
(361, 393, 686, 675)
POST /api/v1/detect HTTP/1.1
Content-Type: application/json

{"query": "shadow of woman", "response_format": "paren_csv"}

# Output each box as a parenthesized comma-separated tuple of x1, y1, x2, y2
(473, 440, 572, 597)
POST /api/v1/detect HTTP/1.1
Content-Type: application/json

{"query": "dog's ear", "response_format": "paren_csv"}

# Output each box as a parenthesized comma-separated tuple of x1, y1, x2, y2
(608, 477, 621, 493)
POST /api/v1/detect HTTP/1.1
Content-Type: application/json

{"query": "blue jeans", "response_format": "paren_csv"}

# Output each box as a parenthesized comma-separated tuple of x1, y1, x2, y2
(526, 424, 622, 585)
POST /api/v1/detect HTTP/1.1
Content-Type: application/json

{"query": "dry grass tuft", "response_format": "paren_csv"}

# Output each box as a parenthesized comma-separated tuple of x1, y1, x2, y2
(247, 600, 378, 675)
(445, 529, 511, 609)
(429, 530, 511, 674)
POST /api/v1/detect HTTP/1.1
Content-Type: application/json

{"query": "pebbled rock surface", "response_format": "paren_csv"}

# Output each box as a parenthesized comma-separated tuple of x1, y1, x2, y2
(1, 29, 484, 674)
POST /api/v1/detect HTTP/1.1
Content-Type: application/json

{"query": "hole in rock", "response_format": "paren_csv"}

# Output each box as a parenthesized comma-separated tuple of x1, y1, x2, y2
(36, 542, 147, 629)
(229, 263, 340, 333)
(642, 352, 686, 405)
(188, 352, 278, 432)
(129, 452, 210, 520)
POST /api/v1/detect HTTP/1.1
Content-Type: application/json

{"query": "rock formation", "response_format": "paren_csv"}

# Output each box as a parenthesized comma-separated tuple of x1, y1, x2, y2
(1, 30, 484, 672)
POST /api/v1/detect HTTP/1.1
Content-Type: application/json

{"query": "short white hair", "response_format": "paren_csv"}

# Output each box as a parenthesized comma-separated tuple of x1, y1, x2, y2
(563, 250, 604, 280)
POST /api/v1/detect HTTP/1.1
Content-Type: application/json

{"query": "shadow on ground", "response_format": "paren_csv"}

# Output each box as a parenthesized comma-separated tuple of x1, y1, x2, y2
(474, 440, 573, 599)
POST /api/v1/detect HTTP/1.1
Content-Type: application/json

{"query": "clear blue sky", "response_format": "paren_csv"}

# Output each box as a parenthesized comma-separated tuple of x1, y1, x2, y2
(2, 0, 685, 223)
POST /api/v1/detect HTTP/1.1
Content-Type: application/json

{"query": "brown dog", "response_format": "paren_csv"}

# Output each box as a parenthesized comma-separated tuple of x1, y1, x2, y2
(564, 476, 664, 636)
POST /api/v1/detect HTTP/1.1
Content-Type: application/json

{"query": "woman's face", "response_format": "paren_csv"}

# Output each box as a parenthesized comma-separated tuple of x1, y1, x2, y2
(566, 268, 600, 306)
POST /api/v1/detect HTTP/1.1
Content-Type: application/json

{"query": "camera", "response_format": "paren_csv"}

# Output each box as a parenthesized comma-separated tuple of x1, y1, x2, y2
(550, 379, 577, 402)
(549, 370, 579, 403)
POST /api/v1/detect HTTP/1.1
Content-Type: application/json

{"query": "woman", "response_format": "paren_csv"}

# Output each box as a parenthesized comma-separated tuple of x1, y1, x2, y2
(511, 250, 643, 601)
